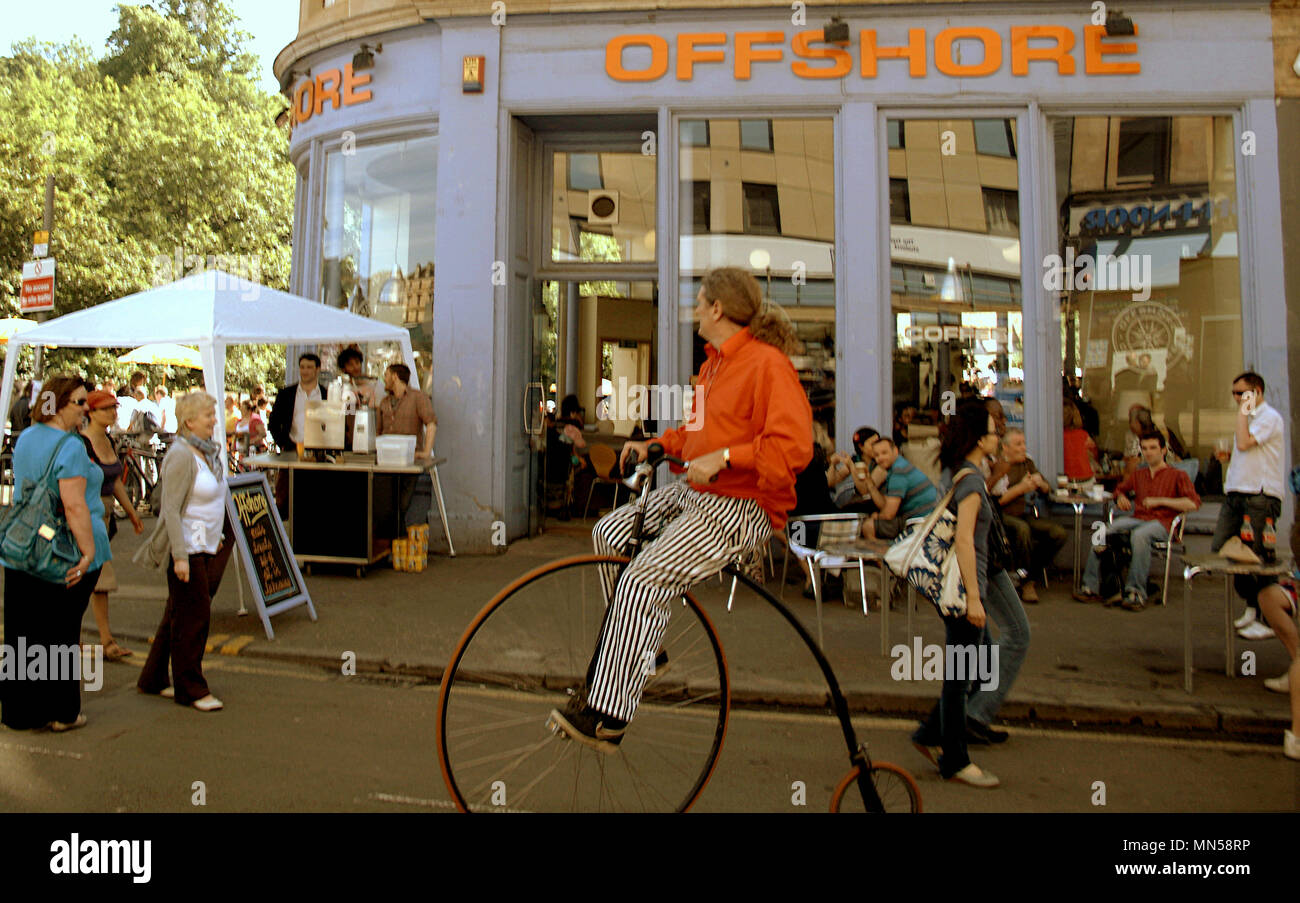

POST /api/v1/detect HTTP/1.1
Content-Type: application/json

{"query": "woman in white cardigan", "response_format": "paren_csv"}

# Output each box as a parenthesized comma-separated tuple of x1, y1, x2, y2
(135, 392, 234, 711)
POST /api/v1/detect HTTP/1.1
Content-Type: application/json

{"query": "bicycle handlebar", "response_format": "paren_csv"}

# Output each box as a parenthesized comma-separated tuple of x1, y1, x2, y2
(622, 441, 688, 479)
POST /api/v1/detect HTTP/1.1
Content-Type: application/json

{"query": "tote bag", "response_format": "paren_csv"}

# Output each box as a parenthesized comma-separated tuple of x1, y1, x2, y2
(884, 467, 976, 617)
(0, 432, 81, 584)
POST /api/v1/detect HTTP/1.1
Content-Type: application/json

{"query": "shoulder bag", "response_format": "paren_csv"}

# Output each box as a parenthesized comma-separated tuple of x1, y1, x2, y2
(0, 432, 83, 584)
(884, 467, 976, 617)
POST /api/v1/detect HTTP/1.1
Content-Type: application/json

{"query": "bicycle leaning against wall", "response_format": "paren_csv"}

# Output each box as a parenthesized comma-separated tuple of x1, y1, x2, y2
(436, 443, 922, 813)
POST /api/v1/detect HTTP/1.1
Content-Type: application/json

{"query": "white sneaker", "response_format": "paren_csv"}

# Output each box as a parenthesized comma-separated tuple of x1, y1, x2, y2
(947, 763, 1000, 788)
(1233, 608, 1257, 630)
(1238, 621, 1276, 641)
(1264, 673, 1290, 693)
(1286, 730, 1300, 761)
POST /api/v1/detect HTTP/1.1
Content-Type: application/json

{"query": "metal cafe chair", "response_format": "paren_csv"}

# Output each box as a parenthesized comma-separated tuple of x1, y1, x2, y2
(1106, 506, 1187, 607)
(780, 513, 873, 648)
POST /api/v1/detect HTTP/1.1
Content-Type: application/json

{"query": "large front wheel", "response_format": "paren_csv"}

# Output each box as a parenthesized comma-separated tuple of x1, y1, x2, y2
(437, 555, 730, 812)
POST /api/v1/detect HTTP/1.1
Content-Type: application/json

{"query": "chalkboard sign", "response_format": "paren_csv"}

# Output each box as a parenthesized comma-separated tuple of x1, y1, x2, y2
(225, 471, 316, 639)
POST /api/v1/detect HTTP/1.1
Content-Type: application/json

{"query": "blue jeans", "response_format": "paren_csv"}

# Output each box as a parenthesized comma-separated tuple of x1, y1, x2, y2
(1081, 516, 1168, 601)
(967, 569, 1030, 727)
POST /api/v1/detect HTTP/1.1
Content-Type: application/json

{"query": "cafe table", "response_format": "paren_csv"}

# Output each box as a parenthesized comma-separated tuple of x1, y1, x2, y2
(1048, 487, 1113, 591)
(245, 451, 455, 575)
(1180, 554, 1294, 692)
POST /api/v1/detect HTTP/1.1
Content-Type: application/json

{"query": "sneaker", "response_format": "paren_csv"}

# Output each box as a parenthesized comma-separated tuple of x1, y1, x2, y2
(966, 717, 1009, 745)
(48, 715, 87, 733)
(947, 763, 1000, 788)
(1233, 607, 1257, 630)
(1121, 591, 1146, 612)
(1238, 621, 1276, 641)
(1264, 673, 1290, 694)
(1020, 581, 1039, 604)
(192, 695, 223, 712)
(1286, 730, 1300, 761)
(547, 703, 627, 754)
(1071, 588, 1102, 604)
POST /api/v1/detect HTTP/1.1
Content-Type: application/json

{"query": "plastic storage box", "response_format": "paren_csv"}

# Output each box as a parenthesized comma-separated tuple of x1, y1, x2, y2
(376, 435, 417, 467)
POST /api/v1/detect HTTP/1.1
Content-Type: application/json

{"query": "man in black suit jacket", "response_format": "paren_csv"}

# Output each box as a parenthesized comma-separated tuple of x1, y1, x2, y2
(270, 353, 328, 515)
(270, 353, 329, 451)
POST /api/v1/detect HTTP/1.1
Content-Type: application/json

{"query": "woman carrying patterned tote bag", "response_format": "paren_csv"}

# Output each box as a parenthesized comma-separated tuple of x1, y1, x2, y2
(906, 399, 1026, 789)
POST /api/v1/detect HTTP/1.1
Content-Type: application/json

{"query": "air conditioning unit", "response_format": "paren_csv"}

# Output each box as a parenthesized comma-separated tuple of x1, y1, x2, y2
(588, 190, 619, 225)
(920, 272, 937, 288)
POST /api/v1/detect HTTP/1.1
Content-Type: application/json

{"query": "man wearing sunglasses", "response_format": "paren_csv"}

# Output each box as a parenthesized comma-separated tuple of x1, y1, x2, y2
(1211, 371, 1287, 642)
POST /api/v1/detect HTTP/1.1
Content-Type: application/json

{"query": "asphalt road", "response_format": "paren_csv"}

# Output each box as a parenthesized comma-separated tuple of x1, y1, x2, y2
(0, 654, 1295, 813)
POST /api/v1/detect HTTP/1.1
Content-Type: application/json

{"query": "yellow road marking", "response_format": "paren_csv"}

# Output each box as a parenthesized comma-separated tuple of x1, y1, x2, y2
(203, 634, 230, 653)
(219, 636, 255, 656)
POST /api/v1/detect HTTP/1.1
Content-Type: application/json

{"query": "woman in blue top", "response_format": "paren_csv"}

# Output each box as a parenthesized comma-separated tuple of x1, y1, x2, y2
(0, 375, 111, 732)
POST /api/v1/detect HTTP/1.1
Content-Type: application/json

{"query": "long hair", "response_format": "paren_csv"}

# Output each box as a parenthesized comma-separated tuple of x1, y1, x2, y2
(940, 399, 991, 472)
(701, 267, 801, 356)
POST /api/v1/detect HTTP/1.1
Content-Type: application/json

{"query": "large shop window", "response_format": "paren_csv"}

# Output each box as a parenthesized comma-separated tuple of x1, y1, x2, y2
(319, 135, 438, 388)
(550, 151, 656, 265)
(678, 117, 836, 436)
(1053, 115, 1242, 466)
(889, 118, 1025, 443)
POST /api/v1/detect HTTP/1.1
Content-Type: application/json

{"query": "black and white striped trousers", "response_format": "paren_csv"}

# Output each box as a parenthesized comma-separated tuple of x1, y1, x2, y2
(587, 480, 771, 722)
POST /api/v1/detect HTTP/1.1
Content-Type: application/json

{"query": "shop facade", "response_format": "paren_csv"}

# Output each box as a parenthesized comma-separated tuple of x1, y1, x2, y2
(277, 1, 1291, 552)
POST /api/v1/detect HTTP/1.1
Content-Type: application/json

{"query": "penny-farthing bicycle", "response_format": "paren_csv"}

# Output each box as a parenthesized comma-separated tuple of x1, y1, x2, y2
(436, 444, 921, 812)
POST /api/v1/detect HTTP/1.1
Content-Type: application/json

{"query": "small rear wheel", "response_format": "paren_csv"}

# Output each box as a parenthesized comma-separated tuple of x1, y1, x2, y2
(829, 762, 922, 813)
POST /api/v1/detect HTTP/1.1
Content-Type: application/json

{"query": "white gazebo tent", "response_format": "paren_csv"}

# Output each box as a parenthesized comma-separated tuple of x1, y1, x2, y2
(0, 270, 419, 454)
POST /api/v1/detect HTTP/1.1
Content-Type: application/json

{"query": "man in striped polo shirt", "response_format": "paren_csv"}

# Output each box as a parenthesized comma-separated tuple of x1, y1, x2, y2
(860, 436, 939, 541)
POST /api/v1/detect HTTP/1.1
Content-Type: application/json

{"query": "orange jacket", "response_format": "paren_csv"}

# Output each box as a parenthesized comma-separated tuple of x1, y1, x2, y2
(656, 328, 812, 530)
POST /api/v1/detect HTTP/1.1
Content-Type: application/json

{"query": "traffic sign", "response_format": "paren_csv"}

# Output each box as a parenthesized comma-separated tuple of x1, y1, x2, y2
(21, 258, 55, 312)
(33, 230, 48, 257)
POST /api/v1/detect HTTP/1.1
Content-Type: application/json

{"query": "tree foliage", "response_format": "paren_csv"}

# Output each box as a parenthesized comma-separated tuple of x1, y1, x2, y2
(0, 1, 293, 389)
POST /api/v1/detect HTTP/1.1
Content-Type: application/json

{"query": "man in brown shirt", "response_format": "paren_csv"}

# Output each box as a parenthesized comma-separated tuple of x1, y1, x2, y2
(992, 429, 1066, 603)
(379, 363, 437, 527)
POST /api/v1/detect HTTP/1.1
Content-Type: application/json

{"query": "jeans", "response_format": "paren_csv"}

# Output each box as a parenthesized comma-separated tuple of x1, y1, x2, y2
(967, 569, 1030, 726)
(1081, 516, 1168, 602)
(913, 613, 984, 778)
(1211, 492, 1282, 613)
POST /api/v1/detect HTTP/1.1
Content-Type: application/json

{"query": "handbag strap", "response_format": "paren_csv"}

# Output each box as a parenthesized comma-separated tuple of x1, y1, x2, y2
(897, 466, 977, 575)
(34, 431, 77, 493)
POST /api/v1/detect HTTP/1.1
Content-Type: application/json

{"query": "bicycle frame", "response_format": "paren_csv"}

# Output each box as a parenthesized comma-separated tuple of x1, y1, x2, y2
(608, 451, 888, 813)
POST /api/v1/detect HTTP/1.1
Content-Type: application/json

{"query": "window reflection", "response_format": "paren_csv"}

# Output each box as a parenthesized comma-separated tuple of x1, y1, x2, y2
(889, 118, 1024, 460)
(678, 118, 836, 432)
(550, 151, 656, 264)
(1053, 115, 1242, 465)
(320, 136, 437, 385)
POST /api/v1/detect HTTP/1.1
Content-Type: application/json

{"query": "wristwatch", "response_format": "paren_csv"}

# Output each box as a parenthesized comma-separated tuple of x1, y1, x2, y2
(723, 447, 731, 469)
